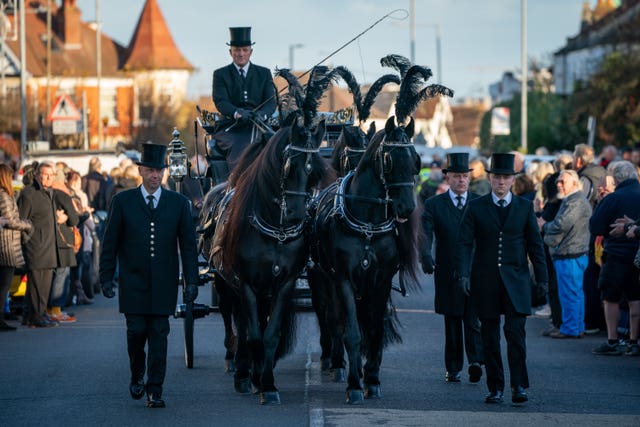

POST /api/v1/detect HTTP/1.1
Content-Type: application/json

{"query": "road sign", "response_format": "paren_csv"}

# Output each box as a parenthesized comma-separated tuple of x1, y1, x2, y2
(48, 94, 82, 121)
(52, 120, 78, 135)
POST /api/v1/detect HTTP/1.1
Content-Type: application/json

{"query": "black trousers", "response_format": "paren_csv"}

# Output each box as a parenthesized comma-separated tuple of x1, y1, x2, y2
(480, 284, 529, 392)
(125, 314, 170, 396)
(444, 310, 484, 373)
(26, 269, 53, 323)
(0, 266, 15, 313)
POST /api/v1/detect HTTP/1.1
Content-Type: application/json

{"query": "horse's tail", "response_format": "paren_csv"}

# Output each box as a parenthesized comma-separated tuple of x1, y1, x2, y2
(274, 298, 298, 361)
(382, 299, 402, 347)
(396, 201, 424, 294)
(358, 296, 402, 352)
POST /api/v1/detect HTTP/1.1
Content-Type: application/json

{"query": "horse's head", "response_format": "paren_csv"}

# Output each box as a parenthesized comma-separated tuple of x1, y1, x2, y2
(376, 116, 420, 221)
(332, 125, 368, 176)
(278, 120, 325, 221)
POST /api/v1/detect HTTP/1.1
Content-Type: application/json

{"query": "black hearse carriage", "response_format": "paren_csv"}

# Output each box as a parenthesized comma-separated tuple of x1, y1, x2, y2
(172, 106, 354, 368)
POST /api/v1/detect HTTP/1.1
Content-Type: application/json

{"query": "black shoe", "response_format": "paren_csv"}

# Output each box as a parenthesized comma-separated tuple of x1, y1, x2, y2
(511, 385, 528, 403)
(146, 393, 165, 408)
(445, 371, 461, 383)
(484, 390, 504, 403)
(0, 320, 17, 331)
(129, 380, 145, 400)
(468, 363, 482, 383)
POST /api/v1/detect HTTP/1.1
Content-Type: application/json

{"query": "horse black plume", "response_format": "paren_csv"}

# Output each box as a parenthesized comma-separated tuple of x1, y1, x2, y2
(302, 65, 335, 128)
(396, 65, 452, 124)
(380, 54, 413, 79)
(360, 74, 401, 123)
(330, 66, 363, 120)
(274, 68, 305, 117)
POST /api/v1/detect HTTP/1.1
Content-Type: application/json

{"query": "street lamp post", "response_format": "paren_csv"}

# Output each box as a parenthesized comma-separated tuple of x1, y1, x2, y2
(289, 43, 303, 70)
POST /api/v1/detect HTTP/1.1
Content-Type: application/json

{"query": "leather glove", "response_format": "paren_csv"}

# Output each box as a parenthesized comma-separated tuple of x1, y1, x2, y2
(101, 281, 116, 299)
(235, 108, 251, 120)
(421, 254, 435, 275)
(458, 276, 470, 297)
(184, 284, 198, 303)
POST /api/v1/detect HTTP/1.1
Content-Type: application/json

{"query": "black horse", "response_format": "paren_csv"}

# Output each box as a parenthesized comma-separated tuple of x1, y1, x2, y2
(310, 116, 423, 404)
(197, 137, 270, 373)
(311, 68, 402, 374)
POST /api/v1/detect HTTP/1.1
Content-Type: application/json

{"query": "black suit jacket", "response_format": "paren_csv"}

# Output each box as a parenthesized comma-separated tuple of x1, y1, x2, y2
(455, 193, 548, 317)
(212, 62, 276, 127)
(423, 191, 479, 316)
(100, 187, 199, 316)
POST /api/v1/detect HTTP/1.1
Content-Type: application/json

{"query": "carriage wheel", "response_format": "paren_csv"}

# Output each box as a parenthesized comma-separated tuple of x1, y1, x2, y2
(184, 301, 194, 369)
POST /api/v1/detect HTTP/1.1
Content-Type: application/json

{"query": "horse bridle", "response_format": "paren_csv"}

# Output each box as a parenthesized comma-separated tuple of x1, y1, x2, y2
(250, 140, 319, 243)
(376, 139, 417, 189)
(340, 146, 366, 174)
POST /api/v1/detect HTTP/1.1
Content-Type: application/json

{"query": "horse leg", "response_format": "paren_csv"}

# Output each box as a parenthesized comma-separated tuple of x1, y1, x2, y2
(338, 279, 363, 404)
(216, 279, 237, 372)
(327, 283, 346, 382)
(308, 269, 332, 371)
(259, 280, 295, 405)
(233, 284, 259, 395)
(363, 291, 391, 399)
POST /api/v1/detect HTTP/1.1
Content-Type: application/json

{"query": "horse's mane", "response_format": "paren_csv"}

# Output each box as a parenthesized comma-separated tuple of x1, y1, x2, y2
(221, 127, 290, 264)
(227, 134, 269, 187)
(221, 126, 334, 267)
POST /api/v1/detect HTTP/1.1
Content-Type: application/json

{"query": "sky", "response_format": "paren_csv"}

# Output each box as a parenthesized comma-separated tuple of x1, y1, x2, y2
(76, 0, 592, 101)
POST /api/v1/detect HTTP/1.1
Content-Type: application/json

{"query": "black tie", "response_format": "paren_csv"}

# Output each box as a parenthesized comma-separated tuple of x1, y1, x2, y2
(147, 195, 155, 211)
(456, 195, 464, 210)
(498, 199, 506, 208)
(239, 68, 245, 79)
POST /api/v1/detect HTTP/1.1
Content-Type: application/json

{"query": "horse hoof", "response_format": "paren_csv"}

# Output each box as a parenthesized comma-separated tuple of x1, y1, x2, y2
(330, 368, 346, 383)
(345, 389, 364, 405)
(260, 391, 281, 405)
(234, 377, 251, 394)
(364, 384, 382, 399)
(320, 358, 331, 372)
(225, 359, 236, 373)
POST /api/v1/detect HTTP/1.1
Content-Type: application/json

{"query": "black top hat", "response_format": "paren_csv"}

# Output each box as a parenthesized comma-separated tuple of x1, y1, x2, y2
(486, 152, 519, 175)
(227, 27, 254, 47)
(443, 152, 472, 173)
(136, 143, 168, 169)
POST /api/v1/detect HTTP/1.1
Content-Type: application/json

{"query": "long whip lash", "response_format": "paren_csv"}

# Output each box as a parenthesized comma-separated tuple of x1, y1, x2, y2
(253, 9, 409, 112)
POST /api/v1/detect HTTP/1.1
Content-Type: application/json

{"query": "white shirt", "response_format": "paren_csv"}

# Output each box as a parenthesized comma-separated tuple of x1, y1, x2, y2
(448, 190, 467, 207)
(491, 191, 513, 207)
(140, 186, 162, 209)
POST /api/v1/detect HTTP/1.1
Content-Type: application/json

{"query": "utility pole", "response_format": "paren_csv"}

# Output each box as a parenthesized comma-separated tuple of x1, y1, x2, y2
(96, 0, 102, 148)
(409, 0, 415, 63)
(19, 0, 26, 155)
(521, 0, 528, 153)
(46, 0, 51, 142)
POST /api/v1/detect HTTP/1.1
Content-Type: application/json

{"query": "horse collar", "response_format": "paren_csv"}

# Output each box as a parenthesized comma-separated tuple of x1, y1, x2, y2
(332, 172, 396, 239)
(249, 214, 305, 243)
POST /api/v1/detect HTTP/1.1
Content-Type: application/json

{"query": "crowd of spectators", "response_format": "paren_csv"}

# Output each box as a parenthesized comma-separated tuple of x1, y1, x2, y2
(417, 141, 640, 356)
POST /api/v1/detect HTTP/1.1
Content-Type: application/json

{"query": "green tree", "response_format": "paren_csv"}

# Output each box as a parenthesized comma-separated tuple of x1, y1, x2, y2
(569, 51, 640, 149)
(480, 91, 583, 154)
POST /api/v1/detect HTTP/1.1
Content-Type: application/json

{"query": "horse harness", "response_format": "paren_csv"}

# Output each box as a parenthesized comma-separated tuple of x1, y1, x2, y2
(249, 141, 319, 277)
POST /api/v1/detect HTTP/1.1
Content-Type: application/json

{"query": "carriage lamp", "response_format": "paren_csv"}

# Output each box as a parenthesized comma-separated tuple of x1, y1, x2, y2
(168, 127, 188, 181)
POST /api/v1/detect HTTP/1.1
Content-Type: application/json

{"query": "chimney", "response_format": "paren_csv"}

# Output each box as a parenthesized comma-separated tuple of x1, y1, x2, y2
(56, 0, 82, 49)
(580, 1, 593, 31)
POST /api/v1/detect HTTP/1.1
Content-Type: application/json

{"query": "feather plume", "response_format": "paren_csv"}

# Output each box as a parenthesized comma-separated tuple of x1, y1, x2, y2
(380, 54, 413, 79)
(330, 66, 363, 119)
(360, 74, 401, 122)
(274, 68, 305, 113)
(395, 65, 434, 123)
(302, 66, 335, 127)
(400, 84, 454, 124)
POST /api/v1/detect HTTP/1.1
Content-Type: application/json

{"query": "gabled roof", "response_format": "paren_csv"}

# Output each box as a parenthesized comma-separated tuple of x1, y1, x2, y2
(5, 4, 125, 77)
(123, 0, 193, 71)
